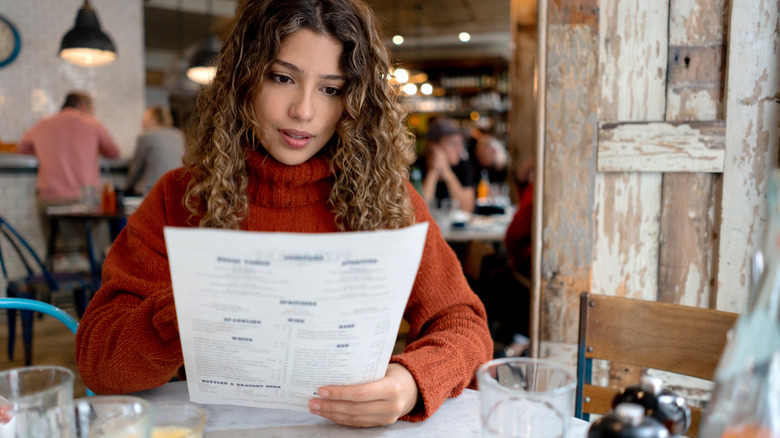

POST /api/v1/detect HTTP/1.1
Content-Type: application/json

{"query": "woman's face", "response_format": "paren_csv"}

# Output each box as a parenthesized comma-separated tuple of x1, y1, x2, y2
(252, 28, 346, 166)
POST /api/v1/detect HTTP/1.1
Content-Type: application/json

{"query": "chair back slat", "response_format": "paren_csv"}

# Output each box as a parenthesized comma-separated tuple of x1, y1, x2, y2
(583, 293, 736, 380)
(0, 297, 78, 334)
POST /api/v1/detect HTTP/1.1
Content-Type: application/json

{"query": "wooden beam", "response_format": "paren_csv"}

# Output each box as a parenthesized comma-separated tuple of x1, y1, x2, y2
(597, 121, 726, 173)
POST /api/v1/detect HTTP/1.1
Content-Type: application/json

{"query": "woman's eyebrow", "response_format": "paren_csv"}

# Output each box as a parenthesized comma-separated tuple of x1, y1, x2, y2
(274, 59, 345, 81)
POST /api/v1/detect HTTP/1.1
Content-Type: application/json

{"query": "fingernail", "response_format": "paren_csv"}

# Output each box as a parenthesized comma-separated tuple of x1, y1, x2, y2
(318, 389, 330, 398)
(309, 401, 321, 411)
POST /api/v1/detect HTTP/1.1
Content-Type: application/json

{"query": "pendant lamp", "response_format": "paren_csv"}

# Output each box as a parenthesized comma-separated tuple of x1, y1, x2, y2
(186, 0, 220, 85)
(186, 34, 220, 85)
(59, 0, 117, 67)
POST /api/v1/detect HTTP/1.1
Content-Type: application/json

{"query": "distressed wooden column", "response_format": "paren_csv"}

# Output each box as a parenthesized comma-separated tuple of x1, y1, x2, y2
(539, 0, 599, 351)
(716, 0, 780, 312)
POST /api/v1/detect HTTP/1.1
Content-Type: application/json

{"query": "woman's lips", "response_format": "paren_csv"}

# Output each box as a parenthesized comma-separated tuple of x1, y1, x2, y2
(280, 129, 312, 149)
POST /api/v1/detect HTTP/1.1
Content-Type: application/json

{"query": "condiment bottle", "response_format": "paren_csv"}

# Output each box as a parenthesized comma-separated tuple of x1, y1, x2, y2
(477, 169, 490, 201)
(700, 169, 780, 437)
(588, 403, 669, 438)
(611, 375, 690, 436)
(101, 182, 116, 214)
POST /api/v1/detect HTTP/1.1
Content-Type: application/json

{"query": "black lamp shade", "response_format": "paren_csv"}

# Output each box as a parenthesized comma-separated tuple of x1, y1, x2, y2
(59, 2, 117, 67)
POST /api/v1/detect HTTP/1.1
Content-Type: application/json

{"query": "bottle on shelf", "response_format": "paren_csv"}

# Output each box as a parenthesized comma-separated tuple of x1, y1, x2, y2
(699, 169, 780, 438)
(611, 375, 690, 436)
(588, 403, 669, 438)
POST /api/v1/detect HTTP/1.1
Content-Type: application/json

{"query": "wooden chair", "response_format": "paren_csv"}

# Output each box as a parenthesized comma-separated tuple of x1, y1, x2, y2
(575, 291, 738, 437)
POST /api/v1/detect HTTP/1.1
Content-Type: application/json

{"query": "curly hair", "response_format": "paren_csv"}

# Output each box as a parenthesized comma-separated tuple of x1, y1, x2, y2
(183, 0, 417, 231)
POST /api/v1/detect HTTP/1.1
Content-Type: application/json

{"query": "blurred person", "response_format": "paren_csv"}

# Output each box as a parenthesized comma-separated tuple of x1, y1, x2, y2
(125, 106, 186, 196)
(419, 118, 475, 212)
(17, 91, 120, 263)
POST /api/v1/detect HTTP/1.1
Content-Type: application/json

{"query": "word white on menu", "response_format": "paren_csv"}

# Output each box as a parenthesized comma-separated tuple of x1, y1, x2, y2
(163, 223, 429, 412)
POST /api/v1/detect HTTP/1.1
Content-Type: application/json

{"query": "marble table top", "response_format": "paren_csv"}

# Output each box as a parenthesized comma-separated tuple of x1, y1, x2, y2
(133, 381, 590, 437)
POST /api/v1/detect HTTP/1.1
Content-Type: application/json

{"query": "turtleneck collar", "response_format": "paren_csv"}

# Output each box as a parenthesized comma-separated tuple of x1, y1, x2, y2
(244, 148, 333, 208)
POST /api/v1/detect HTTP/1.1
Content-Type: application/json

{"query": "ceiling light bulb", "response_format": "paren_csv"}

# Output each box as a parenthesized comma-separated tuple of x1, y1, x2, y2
(420, 83, 433, 95)
(392, 35, 404, 45)
(402, 83, 418, 95)
(459, 32, 471, 42)
(60, 48, 116, 67)
(187, 66, 217, 85)
(394, 68, 409, 84)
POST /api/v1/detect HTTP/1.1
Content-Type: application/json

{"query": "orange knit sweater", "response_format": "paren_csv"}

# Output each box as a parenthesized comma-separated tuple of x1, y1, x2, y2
(75, 150, 492, 421)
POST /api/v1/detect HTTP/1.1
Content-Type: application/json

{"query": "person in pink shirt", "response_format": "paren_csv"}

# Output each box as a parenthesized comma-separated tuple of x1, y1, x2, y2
(18, 91, 119, 202)
(17, 91, 120, 262)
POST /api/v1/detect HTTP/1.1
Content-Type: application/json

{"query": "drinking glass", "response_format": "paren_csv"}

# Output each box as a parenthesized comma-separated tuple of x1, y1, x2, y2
(74, 396, 152, 438)
(0, 365, 76, 437)
(81, 185, 98, 211)
(150, 402, 206, 438)
(477, 357, 575, 438)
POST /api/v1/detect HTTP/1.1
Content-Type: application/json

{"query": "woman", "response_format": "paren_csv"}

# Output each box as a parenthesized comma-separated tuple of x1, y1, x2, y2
(76, 0, 492, 427)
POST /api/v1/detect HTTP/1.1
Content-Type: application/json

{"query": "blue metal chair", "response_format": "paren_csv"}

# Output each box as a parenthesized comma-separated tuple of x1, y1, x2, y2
(0, 216, 92, 365)
(0, 297, 94, 396)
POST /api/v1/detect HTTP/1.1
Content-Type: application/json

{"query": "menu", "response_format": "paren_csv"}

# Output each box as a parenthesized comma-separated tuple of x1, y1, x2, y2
(163, 223, 428, 412)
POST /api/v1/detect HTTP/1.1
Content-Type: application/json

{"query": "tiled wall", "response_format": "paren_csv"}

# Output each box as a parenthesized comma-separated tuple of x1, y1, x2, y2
(0, 0, 145, 157)
(0, 0, 143, 299)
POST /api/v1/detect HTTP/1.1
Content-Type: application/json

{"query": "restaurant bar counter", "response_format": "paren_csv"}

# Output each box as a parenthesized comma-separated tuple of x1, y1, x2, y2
(134, 381, 591, 437)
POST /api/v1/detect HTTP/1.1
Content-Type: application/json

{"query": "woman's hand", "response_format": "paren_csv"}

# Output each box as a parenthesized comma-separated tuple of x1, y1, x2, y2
(308, 363, 419, 427)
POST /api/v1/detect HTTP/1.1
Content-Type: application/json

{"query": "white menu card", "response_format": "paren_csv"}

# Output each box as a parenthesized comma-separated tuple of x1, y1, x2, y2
(163, 223, 428, 412)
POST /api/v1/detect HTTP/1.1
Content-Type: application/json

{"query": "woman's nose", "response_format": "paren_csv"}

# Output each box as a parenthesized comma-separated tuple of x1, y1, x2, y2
(289, 91, 314, 121)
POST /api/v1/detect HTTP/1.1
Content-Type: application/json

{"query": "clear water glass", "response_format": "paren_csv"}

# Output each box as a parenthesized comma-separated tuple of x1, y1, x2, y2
(478, 357, 575, 438)
(74, 396, 152, 438)
(0, 365, 76, 437)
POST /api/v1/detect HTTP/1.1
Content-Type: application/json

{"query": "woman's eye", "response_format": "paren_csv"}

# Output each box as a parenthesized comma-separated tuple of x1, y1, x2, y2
(322, 87, 342, 97)
(270, 74, 292, 84)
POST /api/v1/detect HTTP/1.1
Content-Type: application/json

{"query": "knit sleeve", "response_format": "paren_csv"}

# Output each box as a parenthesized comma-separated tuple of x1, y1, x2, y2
(75, 172, 188, 394)
(390, 184, 493, 422)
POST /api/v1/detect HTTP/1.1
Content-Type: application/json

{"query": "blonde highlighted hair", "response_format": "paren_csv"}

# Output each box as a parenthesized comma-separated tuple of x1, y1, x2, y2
(183, 0, 417, 231)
